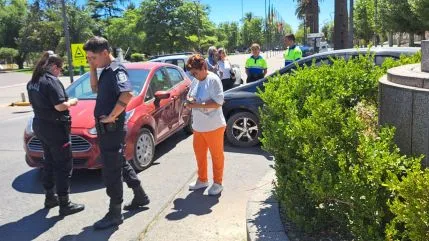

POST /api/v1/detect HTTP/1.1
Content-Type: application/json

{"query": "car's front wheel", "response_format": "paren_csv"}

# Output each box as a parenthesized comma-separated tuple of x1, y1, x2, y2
(226, 112, 261, 147)
(132, 128, 155, 171)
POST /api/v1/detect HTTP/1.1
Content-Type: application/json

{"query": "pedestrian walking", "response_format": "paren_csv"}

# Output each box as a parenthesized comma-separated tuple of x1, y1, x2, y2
(206, 46, 219, 76)
(83, 36, 149, 230)
(185, 54, 226, 196)
(217, 48, 234, 91)
(283, 33, 302, 66)
(245, 43, 268, 83)
(27, 51, 85, 216)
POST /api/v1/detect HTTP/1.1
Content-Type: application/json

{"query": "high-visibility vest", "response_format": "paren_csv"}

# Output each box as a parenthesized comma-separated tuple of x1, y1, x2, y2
(245, 55, 267, 77)
(284, 45, 302, 66)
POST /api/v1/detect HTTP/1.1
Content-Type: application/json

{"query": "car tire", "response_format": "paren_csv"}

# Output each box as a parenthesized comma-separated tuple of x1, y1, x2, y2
(132, 128, 155, 172)
(226, 112, 261, 147)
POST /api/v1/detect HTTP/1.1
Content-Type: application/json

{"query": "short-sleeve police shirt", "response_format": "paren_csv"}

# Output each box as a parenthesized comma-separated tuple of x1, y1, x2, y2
(27, 72, 69, 120)
(94, 60, 132, 118)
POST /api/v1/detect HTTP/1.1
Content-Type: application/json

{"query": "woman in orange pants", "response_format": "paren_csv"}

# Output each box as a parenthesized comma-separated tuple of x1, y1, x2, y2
(185, 54, 226, 195)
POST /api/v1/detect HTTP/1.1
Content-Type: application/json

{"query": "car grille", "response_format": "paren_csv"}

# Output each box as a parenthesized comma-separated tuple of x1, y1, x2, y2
(27, 135, 91, 152)
(33, 157, 87, 166)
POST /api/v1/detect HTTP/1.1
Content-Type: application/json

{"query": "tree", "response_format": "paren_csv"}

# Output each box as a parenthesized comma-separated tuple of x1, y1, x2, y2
(354, 0, 375, 46)
(0, 47, 18, 64)
(216, 22, 240, 52)
(334, 0, 348, 49)
(87, 0, 129, 19)
(321, 20, 334, 44)
(241, 13, 264, 48)
(105, 8, 145, 54)
(295, 0, 319, 33)
(0, 0, 27, 48)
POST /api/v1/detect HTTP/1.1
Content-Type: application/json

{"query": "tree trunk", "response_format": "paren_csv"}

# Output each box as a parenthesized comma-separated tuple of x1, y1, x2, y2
(388, 32, 393, 47)
(312, 0, 319, 33)
(409, 33, 415, 47)
(334, 0, 348, 49)
(398, 33, 402, 47)
(348, 0, 354, 48)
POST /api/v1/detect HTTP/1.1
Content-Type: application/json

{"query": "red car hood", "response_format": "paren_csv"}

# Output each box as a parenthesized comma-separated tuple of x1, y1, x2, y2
(69, 100, 96, 128)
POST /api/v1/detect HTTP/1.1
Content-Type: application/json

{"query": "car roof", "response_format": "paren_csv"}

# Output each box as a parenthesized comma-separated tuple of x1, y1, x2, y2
(122, 62, 175, 70)
(149, 55, 190, 62)
(304, 47, 419, 60)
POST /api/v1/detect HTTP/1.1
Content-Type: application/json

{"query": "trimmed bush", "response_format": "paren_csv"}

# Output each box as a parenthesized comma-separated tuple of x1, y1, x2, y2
(259, 52, 423, 240)
(130, 53, 145, 62)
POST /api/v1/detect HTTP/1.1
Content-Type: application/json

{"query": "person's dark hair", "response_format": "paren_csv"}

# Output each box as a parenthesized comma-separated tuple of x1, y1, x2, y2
(285, 33, 296, 42)
(83, 36, 111, 53)
(186, 54, 207, 70)
(30, 51, 63, 83)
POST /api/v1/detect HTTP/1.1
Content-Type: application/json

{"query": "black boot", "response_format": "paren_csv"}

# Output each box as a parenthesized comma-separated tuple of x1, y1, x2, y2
(123, 185, 150, 211)
(94, 204, 124, 230)
(44, 189, 59, 209)
(59, 195, 85, 216)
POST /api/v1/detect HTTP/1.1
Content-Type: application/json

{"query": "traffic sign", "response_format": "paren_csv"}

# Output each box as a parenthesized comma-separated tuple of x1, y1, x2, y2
(71, 43, 87, 66)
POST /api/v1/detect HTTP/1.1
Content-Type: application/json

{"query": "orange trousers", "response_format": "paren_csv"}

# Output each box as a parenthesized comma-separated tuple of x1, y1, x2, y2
(193, 126, 226, 184)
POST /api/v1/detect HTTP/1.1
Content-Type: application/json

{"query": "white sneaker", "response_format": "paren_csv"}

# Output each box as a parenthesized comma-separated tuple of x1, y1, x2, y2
(189, 180, 209, 190)
(208, 183, 223, 195)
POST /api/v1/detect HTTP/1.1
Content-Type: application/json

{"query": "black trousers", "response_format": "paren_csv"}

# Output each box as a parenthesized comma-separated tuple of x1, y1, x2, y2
(97, 120, 141, 205)
(246, 74, 264, 84)
(33, 118, 72, 197)
(221, 78, 234, 91)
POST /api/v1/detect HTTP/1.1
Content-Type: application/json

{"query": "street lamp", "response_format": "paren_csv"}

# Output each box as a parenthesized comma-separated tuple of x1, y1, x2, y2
(59, 0, 73, 83)
(194, 0, 201, 53)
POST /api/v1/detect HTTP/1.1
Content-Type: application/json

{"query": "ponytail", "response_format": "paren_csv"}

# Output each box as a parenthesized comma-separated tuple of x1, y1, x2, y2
(30, 51, 64, 83)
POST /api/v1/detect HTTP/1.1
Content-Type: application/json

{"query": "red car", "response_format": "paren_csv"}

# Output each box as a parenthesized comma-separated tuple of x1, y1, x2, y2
(24, 62, 192, 171)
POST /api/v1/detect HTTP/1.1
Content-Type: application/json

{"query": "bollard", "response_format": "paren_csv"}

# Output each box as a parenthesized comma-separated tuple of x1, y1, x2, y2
(21, 92, 26, 102)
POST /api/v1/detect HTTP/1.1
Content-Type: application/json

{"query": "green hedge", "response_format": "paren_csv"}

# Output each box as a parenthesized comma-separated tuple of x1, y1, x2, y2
(259, 51, 425, 240)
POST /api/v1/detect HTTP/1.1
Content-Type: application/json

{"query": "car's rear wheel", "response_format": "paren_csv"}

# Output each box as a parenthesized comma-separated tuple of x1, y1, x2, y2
(226, 112, 261, 147)
(132, 128, 155, 171)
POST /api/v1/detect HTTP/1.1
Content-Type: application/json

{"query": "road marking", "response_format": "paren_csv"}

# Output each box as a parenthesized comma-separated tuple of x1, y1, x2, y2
(0, 83, 27, 89)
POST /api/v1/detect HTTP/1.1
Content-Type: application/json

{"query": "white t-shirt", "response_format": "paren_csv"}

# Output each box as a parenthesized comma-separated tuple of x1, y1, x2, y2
(188, 72, 226, 132)
(218, 60, 232, 80)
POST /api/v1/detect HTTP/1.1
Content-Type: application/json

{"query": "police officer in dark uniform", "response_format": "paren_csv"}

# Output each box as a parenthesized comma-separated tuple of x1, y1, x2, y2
(27, 51, 85, 216)
(83, 36, 149, 230)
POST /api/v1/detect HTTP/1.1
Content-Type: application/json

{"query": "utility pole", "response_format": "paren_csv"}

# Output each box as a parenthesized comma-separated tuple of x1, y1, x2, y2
(348, 0, 354, 48)
(60, 0, 73, 83)
(194, 0, 201, 53)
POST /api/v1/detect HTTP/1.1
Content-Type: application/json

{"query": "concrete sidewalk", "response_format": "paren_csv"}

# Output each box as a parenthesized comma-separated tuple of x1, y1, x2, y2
(140, 145, 274, 241)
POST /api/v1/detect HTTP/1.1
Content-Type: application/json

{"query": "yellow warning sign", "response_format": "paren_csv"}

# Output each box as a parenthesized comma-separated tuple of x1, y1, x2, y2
(71, 44, 87, 66)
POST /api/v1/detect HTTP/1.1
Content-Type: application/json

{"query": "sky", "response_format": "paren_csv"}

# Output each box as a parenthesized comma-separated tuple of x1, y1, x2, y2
(200, 0, 335, 32)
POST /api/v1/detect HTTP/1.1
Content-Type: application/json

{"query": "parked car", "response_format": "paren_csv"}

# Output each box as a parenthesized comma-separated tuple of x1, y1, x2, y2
(24, 62, 193, 171)
(149, 53, 243, 88)
(222, 47, 420, 147)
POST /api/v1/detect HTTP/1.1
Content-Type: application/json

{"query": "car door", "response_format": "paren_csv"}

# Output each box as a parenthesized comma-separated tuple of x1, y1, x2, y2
(145, 68, 175, 140)
(165, 67, 190, 129)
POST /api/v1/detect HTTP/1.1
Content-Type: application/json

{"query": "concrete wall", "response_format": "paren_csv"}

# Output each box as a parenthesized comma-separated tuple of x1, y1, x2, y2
(379, 64, 429, 166)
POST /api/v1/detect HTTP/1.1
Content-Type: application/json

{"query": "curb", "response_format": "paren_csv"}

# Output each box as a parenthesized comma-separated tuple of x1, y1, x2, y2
(10, 101, 30, 107)
(246, 169, 290, 241)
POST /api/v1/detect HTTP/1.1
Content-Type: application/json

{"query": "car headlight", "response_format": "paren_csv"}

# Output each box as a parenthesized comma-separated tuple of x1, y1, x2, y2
(25, 117, 33, 135)
(125, 109, 135, 124)
(88, 127, 97, 135)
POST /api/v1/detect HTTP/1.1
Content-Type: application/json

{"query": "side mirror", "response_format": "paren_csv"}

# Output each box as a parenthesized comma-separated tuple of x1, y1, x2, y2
(154, 91, 170, 100)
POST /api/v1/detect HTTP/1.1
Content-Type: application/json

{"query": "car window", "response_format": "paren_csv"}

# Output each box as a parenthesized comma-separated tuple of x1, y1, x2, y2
(375, 55, 399, 66)
(165, 59, 186, 70)
(67, 69, 149, 99)
(166, 67, 184, 86)
(145, 69, 173, 101)
(165, 59, 177, 65)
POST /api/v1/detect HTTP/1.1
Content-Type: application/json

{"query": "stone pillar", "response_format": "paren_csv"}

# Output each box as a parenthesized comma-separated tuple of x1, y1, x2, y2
(423, 40, 429, 72)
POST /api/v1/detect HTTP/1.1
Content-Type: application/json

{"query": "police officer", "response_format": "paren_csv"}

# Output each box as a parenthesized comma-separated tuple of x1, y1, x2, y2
(284, 34, 303, 66)
(27, 51, 85, 216)
(83, 36, 149, 230)
(245, 43, 268, 83)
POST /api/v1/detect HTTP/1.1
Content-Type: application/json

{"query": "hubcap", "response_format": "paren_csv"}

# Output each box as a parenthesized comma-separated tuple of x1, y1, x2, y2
(231, 117, 259, 143)
(135, 133, 154, 167)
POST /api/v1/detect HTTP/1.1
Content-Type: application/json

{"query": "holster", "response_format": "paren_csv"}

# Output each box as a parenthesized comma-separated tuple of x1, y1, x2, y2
(95, 121, 117, 135)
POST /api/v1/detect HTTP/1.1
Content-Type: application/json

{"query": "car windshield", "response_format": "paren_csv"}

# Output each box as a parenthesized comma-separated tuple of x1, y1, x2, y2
(66, 69, 149, 99)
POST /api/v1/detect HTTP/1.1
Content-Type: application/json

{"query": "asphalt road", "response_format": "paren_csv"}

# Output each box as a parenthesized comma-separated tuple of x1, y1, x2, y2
(0, 52, 284, 241)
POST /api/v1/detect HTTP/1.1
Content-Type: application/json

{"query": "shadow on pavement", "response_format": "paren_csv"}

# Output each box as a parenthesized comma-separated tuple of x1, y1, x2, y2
(224, 143, 274, 161)
(165, 189, 219, 221)
(150, 131, 191, 165)
(12, 169, 104, 194)
(0, 208, 63, 241)
(57, 208, 148, 241)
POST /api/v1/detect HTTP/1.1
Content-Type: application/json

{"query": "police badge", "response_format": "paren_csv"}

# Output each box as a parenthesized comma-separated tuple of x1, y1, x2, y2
(117, 72, 128, 84)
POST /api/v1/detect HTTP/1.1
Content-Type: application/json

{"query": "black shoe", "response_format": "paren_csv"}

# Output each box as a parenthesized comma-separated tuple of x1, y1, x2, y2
(59, 195, 85, 216)
(44, 189, 59, 209)
(94, 204, 124, 230)
(123, 185, 150, 211)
